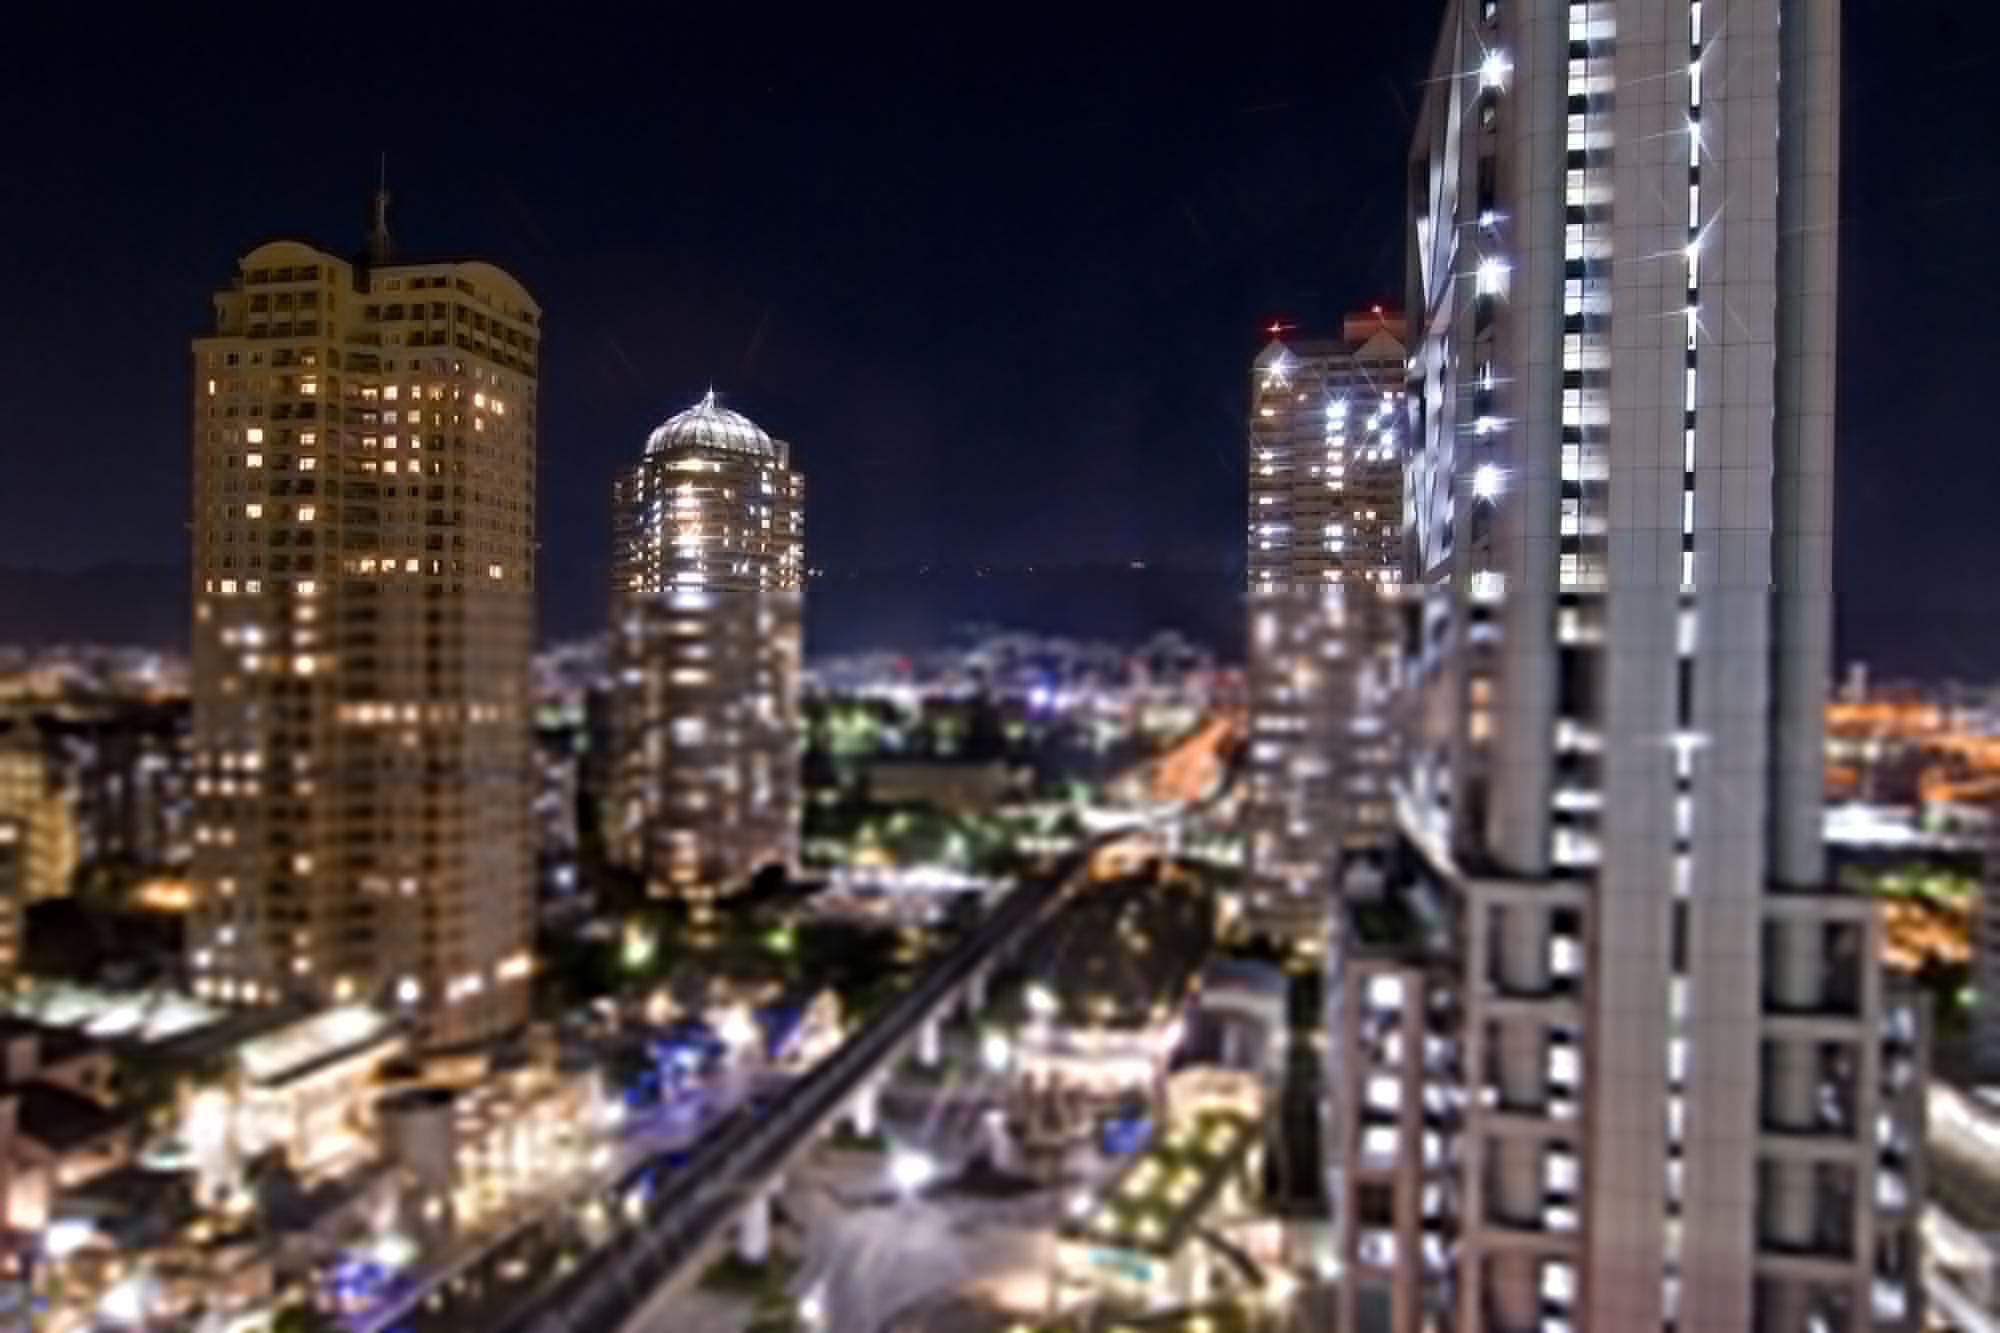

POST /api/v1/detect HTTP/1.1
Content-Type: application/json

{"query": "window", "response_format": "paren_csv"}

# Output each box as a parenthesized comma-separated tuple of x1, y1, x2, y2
(246, 454, 264, 469)
(298, 506, 317, 522)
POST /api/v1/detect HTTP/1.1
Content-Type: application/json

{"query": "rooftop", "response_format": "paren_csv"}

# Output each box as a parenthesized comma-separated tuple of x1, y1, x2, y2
(1024, 877, 1214, 1030)
(12, 1080, 133, 1152)
(235, 1004, 399, 1087)
(3, 980, 223, 1046)
(644, 389, 779, 459)
(1061, 1107, 1259, 1259)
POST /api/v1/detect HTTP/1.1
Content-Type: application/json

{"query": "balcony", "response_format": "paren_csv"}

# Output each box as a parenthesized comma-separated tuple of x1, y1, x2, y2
(1756, 1159, 1859, 1264)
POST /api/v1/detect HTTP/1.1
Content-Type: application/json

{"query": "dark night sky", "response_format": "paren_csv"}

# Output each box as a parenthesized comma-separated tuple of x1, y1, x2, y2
(0, 6, 1992, 674)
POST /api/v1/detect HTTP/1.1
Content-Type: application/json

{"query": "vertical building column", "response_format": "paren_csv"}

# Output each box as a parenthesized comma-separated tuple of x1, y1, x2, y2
(1487, 1253, 1541, 1333)
(738, 1189, 771, 1264)
(1769, 0, 1841, 889)
(849, 1080, 879, 1139)
(1764, 917, 1821, 1259)
(1481, 0, 1570, 878)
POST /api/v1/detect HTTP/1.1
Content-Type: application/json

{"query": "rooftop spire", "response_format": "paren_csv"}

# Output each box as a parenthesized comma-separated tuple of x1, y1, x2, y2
(365, 152, 392, 263)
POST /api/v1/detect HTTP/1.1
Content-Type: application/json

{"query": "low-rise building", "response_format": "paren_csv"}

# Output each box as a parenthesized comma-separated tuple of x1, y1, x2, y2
(1054, 1069, 1270, 1311)
(0, 1020, 135, 1231)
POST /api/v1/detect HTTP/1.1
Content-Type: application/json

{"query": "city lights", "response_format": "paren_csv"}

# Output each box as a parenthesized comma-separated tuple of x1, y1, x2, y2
(981, 1030, 1012, 1072)
(0, 8, 1913, 1333)
(889, 1149, 937, 1195)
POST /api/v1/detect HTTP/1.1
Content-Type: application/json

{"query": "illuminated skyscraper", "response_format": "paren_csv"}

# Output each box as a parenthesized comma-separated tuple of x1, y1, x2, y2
(0, 816, 22, 983)
(1338, 2, 1922, 1330)
(0, 734, 80, 903)
(189, 216, 540, 1046)
(1242, 311, 1408, 950)
(607, 392, 804, 902)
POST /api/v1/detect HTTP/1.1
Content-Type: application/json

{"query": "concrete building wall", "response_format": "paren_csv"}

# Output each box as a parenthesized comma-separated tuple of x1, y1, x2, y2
(1404, 2, 1909, 1329)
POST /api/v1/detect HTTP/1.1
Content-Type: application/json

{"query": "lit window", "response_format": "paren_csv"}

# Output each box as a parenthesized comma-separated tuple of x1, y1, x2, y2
(246, 453, 264, 469)
(299, 456, 317, 472)
(245, 503, 264, 518)
(298, 505, 316, 522)
(299, 378, 318, 396)
(384, 385, 399, 401)
(246, 427, 265, 444)
(488, 563, 504, 579)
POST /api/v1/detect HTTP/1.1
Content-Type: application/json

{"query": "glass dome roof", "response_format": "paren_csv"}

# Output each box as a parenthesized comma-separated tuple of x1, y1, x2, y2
(645, 389, 776, 458)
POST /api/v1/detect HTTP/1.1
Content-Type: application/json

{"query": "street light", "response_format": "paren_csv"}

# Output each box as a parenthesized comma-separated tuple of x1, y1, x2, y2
(889, 1149, 936, 1196)
(982, 1030, 1012, 1073)
(799, 1287, 826, 1326)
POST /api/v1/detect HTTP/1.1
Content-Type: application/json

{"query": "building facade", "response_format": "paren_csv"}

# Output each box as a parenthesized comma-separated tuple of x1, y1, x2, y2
(0, 735, 79, 903)
(1243, 312, 1408, 950)
(606, 392, 804, 902)
(0, 818, 20, 983)
(189, 227, 540, 1047)
(1375, 2, 1919, 1330)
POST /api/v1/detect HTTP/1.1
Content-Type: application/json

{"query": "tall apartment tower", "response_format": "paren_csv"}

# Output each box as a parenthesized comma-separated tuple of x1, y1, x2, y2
(606, 392, 804, 903)
(0, 735, 79, 902)
(189, 223, 541, 1047)
(1243, 311, 1408, 951)
(1353, 2, 1923, 1330)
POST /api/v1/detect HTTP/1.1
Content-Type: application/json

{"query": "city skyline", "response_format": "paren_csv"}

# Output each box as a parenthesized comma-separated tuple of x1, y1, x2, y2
(0, 6, 1979, 1331)
(0, 5, 1991, 676)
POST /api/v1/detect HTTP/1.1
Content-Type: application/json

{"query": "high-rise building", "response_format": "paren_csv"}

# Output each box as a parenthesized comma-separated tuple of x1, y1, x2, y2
(1243, 312, 1408, 951)
(189, 211, 540, 1047)
(0, 732, 80, 902)
(0, 816, 22, 982)
(606, 392, 804, 902)
(1335, 2, 1922, 1330)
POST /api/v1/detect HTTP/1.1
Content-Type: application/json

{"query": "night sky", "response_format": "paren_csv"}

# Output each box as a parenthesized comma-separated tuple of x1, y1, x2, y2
(0, 6, 1991, 674)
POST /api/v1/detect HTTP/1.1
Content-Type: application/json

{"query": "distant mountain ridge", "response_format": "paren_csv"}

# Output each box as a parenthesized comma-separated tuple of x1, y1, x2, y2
(0, 561, 1248, 661)
(800, 564, 1246, 660)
